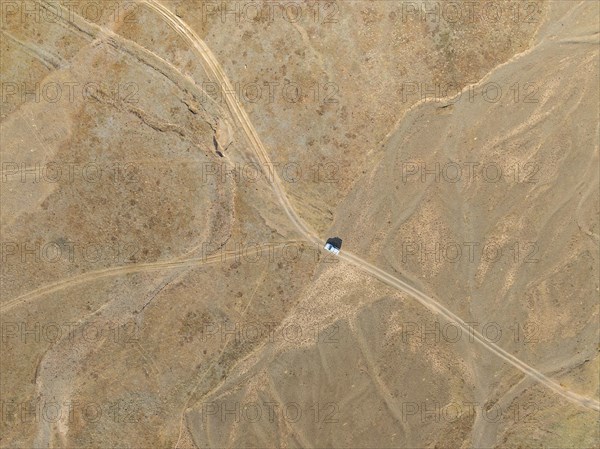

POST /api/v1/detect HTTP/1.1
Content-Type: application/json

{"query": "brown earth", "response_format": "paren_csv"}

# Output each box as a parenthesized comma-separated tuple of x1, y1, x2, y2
(1, 1, 598, 448)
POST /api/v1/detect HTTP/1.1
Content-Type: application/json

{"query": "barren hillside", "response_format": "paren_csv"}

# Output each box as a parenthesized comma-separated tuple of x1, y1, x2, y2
(1, 1, 598, 448)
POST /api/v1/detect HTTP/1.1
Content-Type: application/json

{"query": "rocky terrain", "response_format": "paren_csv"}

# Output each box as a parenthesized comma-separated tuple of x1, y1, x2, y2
(1, 1, 598, 448)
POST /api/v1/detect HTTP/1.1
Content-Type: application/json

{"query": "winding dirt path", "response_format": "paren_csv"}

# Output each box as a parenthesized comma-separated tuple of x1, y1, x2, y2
(140, 0, 599, 414)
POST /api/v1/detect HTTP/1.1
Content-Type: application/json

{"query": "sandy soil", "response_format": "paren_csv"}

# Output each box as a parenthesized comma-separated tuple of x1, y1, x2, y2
(1, 1, 598, 448)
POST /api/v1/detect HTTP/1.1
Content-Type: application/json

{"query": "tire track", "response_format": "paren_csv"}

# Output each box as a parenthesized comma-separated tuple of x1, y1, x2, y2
(141, 0, 599, 414)
(1, 241, 305, 314)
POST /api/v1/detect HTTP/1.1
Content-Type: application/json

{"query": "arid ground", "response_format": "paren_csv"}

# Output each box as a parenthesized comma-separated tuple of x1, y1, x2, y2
(1, 1, 599, 448)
